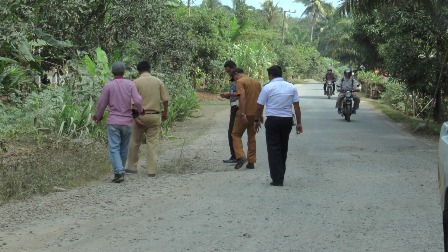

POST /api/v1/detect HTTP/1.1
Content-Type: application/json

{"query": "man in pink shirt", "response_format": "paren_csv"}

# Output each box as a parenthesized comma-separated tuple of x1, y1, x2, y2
(92, 62, 144, 183)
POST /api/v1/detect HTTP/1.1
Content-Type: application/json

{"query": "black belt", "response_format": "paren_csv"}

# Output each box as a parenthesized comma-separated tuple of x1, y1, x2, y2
(145, 111, 159, 114)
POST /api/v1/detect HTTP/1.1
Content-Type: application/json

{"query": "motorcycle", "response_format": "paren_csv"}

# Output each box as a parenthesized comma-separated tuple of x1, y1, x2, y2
(340, 89, 355, 122)
(325, 80, 334, 99)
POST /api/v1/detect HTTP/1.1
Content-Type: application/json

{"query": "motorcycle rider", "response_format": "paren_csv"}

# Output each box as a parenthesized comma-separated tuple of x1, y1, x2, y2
(336, 69, 360, 114)
(323, 69, 336, 95)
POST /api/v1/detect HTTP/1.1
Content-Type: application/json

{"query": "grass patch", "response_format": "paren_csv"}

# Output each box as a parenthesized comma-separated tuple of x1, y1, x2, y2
(0, 136, 110, 204)
(366, 97, 441, 140)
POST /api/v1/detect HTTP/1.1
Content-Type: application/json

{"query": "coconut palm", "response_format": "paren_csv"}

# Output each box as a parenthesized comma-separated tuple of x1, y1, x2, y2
(294, 0, 333, 42)
(200, 0, 222, 9)
(261, 0, 281, 28)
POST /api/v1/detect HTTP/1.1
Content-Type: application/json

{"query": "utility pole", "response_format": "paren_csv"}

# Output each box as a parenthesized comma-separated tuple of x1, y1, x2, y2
(282, 9, 296, 44)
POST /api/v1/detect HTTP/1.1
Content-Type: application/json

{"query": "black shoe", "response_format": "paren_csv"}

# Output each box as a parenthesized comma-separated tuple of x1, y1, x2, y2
(223, 158, 237, 163)
(270, 181, 283, 186)
(112, 173, 124, 183)
(234, 157, 247, 169)
(125, 169, 138, 174)
(148, 174, 156, 177)
(352, 109, 356, 114)
(246, 163, 255, 169)
(337, 108, 341, 114)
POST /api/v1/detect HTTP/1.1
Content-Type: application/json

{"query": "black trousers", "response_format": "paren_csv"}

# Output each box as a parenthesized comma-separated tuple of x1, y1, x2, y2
(265, 116, 293, 183)
(228, 105, 238, 158)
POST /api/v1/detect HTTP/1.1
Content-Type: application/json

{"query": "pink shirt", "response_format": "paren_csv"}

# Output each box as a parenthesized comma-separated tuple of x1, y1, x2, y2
(94, 77, 143, 125)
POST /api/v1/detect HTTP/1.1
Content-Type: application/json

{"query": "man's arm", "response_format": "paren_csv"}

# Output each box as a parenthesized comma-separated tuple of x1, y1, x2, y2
(159, 82, 170, 121)
(253, 103, 264, 133)
(131, 85, 144, 114)
(220, 92, 238, 99)
(162, 101, 168, 121)
(239, 92, 246, 115)
(293, 102, 303, 134)
(93, 86, 109, 121)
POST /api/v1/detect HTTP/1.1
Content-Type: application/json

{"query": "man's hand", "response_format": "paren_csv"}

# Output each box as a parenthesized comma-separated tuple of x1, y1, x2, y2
(296, 124, 303, 135)
(253, 121, 262, 133)
(162, 111, 168, 121)
(92, 115, 101, 122)
(220, 92, 229, 99)
(241, 114, 248, 125)
(134, 118, 145, 128)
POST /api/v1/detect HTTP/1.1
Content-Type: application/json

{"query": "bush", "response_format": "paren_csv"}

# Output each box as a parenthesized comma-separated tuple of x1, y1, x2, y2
(154, 71, 200, 137)
(381, 80, 407, 112)
(356, 71, 387, 98)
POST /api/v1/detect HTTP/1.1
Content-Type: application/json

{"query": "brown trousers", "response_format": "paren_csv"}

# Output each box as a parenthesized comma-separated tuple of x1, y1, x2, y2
(231, 115, 256, 163)
(127, 114, 160, 175)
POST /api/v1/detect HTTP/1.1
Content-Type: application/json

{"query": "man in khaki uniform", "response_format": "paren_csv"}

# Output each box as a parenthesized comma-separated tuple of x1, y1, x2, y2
(126, 61, 169, 177)
(230, 68, 262, 169)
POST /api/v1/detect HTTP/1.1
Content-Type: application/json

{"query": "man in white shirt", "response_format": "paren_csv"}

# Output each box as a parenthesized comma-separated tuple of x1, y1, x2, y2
(253, 65, 303, 186)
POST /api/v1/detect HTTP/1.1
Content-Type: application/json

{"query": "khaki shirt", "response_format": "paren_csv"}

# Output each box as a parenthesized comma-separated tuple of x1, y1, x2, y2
(134, 72, 169, 112)
(236, 75, 262, 116)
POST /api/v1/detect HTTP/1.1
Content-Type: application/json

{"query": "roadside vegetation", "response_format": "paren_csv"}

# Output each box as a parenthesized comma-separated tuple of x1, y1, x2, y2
(1, 0, 447, 203)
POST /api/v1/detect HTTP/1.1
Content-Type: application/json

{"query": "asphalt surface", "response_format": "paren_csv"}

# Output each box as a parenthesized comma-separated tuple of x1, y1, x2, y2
(0, 84, 443, 251)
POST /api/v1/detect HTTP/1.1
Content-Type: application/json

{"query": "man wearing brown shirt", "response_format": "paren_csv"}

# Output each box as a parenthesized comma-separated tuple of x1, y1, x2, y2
(126, 61, 169, 177)
(230, 68, 262, 169)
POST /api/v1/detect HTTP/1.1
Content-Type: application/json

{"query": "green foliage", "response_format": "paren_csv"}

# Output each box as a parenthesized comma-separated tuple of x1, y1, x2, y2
(318, 17, 361, 65)
(157, 71, 200, 137)
(381, 80, 407, 112)
(230, 43, 276, 83)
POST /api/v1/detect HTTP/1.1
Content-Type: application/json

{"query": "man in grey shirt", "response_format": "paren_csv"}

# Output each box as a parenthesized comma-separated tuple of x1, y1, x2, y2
(220, 60, 239, 163)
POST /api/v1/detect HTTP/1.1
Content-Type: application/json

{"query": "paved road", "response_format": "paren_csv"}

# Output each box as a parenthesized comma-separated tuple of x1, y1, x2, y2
(0, 84, 443, 251)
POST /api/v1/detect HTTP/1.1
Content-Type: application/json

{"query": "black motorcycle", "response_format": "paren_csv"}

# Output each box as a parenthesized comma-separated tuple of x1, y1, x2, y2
(325, 80, 334, 99)
(340, 89, 355, 122)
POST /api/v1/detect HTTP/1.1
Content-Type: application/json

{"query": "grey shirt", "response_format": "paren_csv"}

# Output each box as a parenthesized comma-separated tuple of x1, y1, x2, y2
(337, 77, 360, 92)
(229, 81, 238, 106)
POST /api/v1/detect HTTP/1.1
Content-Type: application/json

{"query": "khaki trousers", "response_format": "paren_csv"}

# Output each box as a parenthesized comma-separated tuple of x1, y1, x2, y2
(231, 115, 256, 163)
(127, 114, 160, 175)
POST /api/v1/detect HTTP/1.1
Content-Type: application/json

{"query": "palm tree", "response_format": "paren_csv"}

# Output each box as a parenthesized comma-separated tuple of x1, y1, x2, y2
(200, 0, 222, 9)
(261, 0, 280, 28)
(294, 0, 333, 42)
(232, 0, 248, 25)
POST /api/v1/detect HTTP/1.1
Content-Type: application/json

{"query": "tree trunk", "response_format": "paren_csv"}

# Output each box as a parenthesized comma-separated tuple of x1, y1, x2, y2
(434, 87, 442, 123)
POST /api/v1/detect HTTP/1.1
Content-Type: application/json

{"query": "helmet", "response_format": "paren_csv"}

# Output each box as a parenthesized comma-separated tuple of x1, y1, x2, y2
(343, 69, 352, 78)
(327, 69, 332, 72)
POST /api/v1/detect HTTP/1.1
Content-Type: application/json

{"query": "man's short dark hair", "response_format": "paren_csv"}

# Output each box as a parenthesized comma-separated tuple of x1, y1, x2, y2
(224, 60, 237, 69)
(267, 65, 282, 78)
(230, 68, 244, 78)
(137, 61, 151, 72)
(111, 61, 126, 76)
